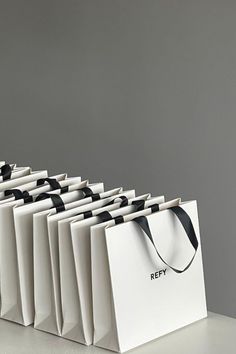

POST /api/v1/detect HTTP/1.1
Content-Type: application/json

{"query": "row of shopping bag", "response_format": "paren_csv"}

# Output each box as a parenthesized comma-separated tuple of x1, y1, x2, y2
(0, 162, 207, 352)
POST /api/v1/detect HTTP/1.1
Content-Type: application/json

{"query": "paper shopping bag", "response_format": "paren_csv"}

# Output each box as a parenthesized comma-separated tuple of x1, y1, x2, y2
(13, 181, 103, 326)
(58, 189, 140, 342)
(92, 199, 207, 352)
(33, 184, 110, 335)
(68, 195, 165, 345)
(0, 175, 81, 323)
(0, 169, 48, 315)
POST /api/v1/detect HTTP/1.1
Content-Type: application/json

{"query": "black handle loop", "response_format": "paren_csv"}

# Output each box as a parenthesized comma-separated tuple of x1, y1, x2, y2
(37, 178, 61, 190)
(131, 199, 145, 211)
(60, 186, 69, 193)
(105, 195, 129, 207)
(114, 215, 124, 225)
(1, 164, 12, 181)
(22, 191, 34, 203)
(133, 205, 198, 273)
(35, 193, 65, 212)
(4, 189, 33, 203)
(91, 193, 101, 201)
(5, 189, 23, 199)
(80, 187, 94, 197)
(149, 204, 160, 213)
(97, 211, 113, 222)
(83, 210, 93, 219)
(37, 178, 68, 194)
(80, 187, 101, 201)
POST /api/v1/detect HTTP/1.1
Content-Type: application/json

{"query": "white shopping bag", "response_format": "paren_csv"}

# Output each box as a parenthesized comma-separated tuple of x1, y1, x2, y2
(33, 184, 111, 335)
(92, 199, 207, 352)
(60, 192, 153, 344)
(69, 195, 165, 345)
(58, 189, 137, 342)
(0, 169, 48, 313)
(13, 180, 103, 326)
(0, 175, 81, 323)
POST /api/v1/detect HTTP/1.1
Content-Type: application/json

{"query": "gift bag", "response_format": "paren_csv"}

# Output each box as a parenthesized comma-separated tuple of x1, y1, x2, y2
(0, 175, 81, 323)
(13, 180, 103, 326)
(0, 168, 48, 315)
(92, 199, 207, 352)
(33, 183, 110, 335)
(68, 195, 165, 345)
(59, 190, 141, 342)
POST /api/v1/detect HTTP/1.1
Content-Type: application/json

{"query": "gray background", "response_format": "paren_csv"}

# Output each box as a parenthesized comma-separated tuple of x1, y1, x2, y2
(0, 0, 235, 318)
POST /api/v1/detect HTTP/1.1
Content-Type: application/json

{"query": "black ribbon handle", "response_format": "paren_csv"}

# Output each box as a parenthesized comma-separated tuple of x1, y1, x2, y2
(80, 187, 101, 201)
(114, 215, 124, 224)
(105, 196, 129, 207)
(133, 205, 198, 274)
(4, 189, 33, 203)
(37, 177, 61, 190)
(83, 210, 93, 219)
(1, 164, 12, 181)
(97, 211, 113, 222)
(131, 199, 145, 211)
(37, 177, 69, 194)
(106, 197, 145, 210)
(35, 193, 65, 213)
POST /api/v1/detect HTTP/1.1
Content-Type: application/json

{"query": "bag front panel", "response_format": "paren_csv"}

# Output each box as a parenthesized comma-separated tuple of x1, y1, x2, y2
(105, 201, 207, 352)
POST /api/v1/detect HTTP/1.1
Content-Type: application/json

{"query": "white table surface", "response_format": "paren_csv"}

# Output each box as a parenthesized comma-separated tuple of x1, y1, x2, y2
(0, 312, 235, 354)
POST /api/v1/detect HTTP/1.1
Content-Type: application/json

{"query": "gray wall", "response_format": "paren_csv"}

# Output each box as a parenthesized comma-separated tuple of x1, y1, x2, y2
(0, 0, 235, 317)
